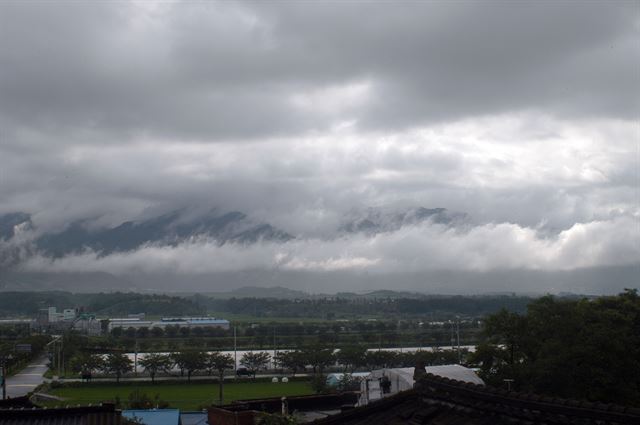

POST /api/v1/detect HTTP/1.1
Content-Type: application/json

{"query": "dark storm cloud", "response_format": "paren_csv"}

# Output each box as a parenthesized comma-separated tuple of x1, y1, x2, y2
(255, 1, 639, 126)
(0, 1, 637, 144)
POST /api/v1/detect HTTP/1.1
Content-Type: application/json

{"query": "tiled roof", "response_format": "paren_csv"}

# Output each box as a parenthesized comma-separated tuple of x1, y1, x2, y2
(313, 372, 640, 425)
(0, 403, 122, 425)
(180, 411, 209, 425)
(0, 397, 35, 409)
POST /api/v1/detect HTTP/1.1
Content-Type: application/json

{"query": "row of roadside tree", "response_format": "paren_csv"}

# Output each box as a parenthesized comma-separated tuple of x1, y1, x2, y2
(70, 346, 462, 383)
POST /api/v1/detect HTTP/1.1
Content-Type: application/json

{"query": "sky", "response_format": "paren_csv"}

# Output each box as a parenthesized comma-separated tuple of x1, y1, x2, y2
(0, 1, 638, 294)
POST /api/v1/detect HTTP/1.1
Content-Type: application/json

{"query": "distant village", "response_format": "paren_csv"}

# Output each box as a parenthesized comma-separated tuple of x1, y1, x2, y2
(1, 291, 637, 425)
(1, 306, 231, 337)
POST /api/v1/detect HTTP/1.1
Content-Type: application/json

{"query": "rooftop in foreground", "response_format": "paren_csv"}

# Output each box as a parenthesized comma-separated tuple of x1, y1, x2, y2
(313, 372, 640, 425)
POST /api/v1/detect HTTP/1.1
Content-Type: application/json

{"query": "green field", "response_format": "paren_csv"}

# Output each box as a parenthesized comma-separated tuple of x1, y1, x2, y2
(47, 381, 314, 410)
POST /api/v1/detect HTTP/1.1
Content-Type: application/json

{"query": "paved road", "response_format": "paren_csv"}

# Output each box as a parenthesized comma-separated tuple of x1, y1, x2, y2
(57, 372, 310, 384)
(4, 355, 49, 398)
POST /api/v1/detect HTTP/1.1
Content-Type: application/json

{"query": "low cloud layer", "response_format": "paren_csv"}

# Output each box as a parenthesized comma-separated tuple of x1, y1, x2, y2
(20, 216, 638, 278)
(2, 115, 637, 235)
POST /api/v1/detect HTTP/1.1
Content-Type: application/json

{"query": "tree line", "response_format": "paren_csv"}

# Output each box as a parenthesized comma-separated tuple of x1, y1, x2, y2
(0, 291, 532, 319)
(0, 291, 204, 317)
(70, 345, 461, 382)
(472, 289, 640, 406)
(108, 319, 481, 351)
(193, 295, 533, 319)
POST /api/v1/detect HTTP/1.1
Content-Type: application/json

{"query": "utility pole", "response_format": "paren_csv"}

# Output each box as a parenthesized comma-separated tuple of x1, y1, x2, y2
(57, 339, 61, 378)
(134, 339, 138, 376)
(456, 316, 461, 364)
(61, 336, 64, 377)
(61, 338, 64, 377)
(45, 336, 60, 379)
(450, 321, 455, 351)
(1, 357, 7, 400)
(272, 327, 277, 370)
(233, 326, 237, 370)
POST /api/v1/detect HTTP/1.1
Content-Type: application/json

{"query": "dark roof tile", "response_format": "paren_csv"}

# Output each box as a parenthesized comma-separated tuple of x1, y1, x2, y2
(313, 373, 640, 425)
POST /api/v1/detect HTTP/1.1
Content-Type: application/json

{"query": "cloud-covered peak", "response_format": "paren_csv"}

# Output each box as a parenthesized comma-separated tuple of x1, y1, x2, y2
(0, 209, 292, 261)
(340, 207, 469, 235)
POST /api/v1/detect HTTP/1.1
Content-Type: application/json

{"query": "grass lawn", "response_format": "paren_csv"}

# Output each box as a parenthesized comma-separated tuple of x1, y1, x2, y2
(46, 380, 314, 410)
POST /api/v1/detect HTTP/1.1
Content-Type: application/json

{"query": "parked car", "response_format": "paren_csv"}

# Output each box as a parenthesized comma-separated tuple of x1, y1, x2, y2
(236, 367, 254, 377)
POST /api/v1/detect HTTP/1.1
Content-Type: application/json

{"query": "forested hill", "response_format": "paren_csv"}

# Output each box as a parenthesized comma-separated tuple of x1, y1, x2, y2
(193, 294, 534, 319)
(0, 291, 535, 319)
(0, 292, 205, 317)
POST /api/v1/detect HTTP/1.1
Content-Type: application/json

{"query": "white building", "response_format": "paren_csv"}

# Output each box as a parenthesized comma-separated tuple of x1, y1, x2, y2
(359, 364, 484, 405)
(44, 307, 77, 323)
(63, 308, 77, 321)
(108, 317, 230, 332)
(73, 318, 102, 336)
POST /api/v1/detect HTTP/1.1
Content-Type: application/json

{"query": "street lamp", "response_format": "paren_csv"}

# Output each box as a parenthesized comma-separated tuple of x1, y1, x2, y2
(456, 316, 461, 364)
(1, 353, 15, 400)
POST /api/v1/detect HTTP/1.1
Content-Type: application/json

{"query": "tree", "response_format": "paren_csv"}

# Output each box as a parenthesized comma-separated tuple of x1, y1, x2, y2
(150, 327, 164, 338)
(165, 325, 179, 338)
(127, 389, 170, 409)
(138, 353, 172, 383)
(274, 351, 306, 376)
(258, 413, 299, 425)
(336, 346, 366, 372)
(476, 290, 640, 406)
(136, 327, 149, 339)
(310, 373, 329, 394)
(483, 308, 528, 367)
(70, 352, 104, 379)
(171, 350, 207, 382)
(102, 353, 133, 383)
(301, 347, 334, 374)
(336, 373, 361, 392)
(412, 348, 458, 367)
(240, 351, 271, 377)
(207, 352, 235, 405)
(364, 350, 397, 370)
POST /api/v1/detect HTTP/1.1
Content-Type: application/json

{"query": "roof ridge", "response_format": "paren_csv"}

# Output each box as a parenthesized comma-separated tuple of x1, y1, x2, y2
(417, 373, 640, 421)
(0, 403, 118, 417)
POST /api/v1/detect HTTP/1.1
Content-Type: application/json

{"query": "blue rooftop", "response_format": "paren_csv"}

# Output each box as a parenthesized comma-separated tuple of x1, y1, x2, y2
(180, 412, 209, 425)
(122, 409, 181, 425)
(160, 317, 229, 324)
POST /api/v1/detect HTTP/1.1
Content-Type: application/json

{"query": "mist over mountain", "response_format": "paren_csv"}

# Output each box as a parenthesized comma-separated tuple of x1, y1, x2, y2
(0, 270, 132, 292)
(340, 207, 468, 235)
(0, 205, 465, 261)
(0, 209, 292, 261)
(0, 212, 32, 240)
(205, 285, 312, 299)
(35, 210, 292, 258)
(0, 205, 637, 295)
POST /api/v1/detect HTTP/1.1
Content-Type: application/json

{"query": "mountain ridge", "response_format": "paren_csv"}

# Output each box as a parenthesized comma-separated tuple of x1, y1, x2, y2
(0, 205, 462, 261)
(0, 209, 293, 261)
(339, 206, 468, 235)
